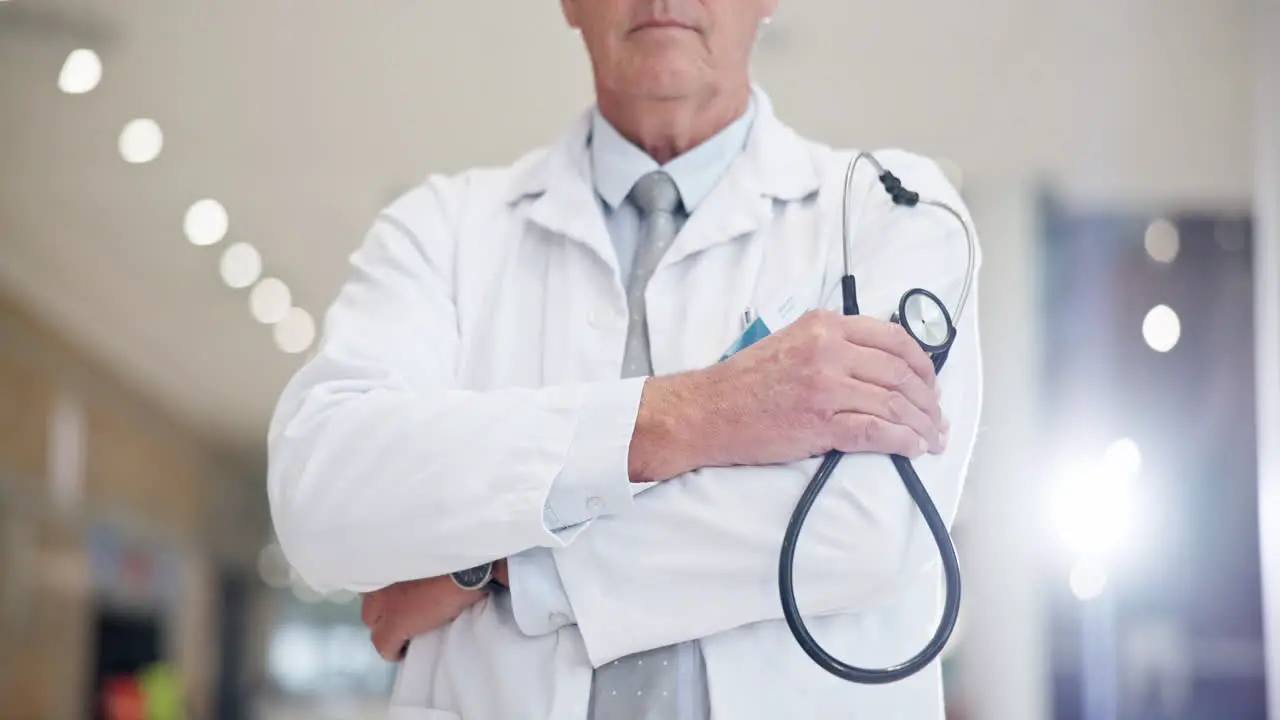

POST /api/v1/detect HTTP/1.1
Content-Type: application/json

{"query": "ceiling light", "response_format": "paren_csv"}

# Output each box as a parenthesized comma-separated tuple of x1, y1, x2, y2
(118, 118, 163, 164)
(274, 307, 316, 354)
(1144, 219, 1179, 263)
(1052, 457, 1137, 558)
(184, 199, 229, 246)
(58, 49, 102, 95)
(1142, 304, 1181, 353)
(1069, 558, 1108, 601)
(256, 543, 291, 589)
(219, 242, 262, 289)
(1102, 438, 1142, 479)
(250, 278, 292, 324)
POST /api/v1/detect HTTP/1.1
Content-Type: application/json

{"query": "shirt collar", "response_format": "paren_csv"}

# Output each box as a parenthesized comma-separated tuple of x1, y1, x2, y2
(503, 85, 821, 208)
(589, 96, 757, 213)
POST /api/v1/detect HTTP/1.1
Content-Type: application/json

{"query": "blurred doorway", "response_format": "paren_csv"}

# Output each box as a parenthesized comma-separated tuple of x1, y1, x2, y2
(89, 607, 162, 720)
(1040, 195, 1266, 718)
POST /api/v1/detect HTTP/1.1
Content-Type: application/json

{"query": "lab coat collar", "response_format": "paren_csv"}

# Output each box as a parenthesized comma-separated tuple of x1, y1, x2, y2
(590, 96, 756, 213)
(509, 86, 820, 271)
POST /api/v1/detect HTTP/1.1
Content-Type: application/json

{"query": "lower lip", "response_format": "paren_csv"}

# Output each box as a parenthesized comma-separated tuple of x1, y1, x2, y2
(634, 24, 692, 33)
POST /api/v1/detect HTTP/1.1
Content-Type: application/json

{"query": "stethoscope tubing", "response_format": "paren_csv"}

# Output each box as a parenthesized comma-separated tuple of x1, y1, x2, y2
(841, 152, 977, 324)
(779, 151, 976, 684)
(778, 448, 963, 683)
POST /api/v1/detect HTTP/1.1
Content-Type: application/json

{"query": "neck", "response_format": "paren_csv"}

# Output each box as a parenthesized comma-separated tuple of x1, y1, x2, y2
(596, 81, 751, 165)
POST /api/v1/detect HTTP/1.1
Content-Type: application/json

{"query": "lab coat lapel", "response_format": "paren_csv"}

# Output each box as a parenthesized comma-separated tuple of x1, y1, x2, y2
(658, 157, 771, 273)
(508, 90, 821, 277)
(511, 112, 619, 278)
(658, 89, 822, 272)
(505, 113, 623, 387)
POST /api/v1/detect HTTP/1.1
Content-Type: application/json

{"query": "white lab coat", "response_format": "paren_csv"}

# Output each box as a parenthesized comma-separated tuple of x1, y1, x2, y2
(267, 90, 983, 720)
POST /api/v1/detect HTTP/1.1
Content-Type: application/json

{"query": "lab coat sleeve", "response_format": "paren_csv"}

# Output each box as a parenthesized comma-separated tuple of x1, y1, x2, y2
(542, 382, 644, 530)
(266, 177, 643, 594)
(512, 410, 667, 634)
(550, 152, 984, 666)
(507, 547, 577, 635)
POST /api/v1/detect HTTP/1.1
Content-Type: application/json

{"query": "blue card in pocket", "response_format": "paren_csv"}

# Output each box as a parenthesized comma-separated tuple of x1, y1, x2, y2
(719, 294, 804, 361)
(720, 316, 773, 361)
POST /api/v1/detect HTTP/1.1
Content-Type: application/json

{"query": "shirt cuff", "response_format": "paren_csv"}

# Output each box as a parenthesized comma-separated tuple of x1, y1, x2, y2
(542, 376, 647, 533)
(507, 547, 576, 636)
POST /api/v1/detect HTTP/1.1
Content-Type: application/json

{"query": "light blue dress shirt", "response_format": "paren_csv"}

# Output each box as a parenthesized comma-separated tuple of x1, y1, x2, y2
(589, 103, 757, 285)
(507, 99, 757, 717)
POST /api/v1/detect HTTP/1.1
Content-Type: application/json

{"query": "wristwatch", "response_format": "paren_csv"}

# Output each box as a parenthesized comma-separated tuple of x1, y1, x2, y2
(451, 562, 496, 591)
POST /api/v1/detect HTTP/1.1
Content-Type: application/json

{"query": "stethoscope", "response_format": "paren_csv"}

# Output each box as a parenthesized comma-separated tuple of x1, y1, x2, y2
(778, 152, 978, 684)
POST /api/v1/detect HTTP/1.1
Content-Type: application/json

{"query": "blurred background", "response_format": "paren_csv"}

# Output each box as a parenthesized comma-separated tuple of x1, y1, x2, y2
(1, 0, 1278, 718)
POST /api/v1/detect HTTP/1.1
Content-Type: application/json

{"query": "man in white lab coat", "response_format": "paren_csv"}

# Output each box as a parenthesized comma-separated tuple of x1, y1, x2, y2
(267, 1, 983, 718)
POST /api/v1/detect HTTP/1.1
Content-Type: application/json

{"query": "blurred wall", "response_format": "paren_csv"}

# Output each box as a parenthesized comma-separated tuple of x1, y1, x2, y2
(1255, 0, 1280, 716)
(945, 179, 1052, 720)
(0, 289, 269, 719)
(757, 0, 1252, 210)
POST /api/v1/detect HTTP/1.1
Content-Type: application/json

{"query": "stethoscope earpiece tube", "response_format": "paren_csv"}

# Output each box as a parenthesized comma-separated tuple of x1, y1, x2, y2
(779, 151, 975, 684)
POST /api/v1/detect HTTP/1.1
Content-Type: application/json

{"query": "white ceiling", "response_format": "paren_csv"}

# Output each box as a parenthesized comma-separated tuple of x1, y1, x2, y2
(0, 0, 1254, 463)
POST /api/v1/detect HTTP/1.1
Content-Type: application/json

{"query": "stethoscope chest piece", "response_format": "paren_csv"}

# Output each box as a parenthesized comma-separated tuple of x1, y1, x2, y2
(893, 288, 956, 373)
(895, 288, 955, 354)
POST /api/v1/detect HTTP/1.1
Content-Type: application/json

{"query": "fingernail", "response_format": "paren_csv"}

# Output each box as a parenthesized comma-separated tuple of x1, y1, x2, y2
(938, 431, 949, 452)
(941, 415, 951, 433)
(917, 438, 928, 456)
(935, 384, 943, 400)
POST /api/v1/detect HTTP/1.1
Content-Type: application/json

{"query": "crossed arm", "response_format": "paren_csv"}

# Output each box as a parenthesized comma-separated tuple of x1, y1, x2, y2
(363, 292, 980, 665)
(269, 159, 982, 665)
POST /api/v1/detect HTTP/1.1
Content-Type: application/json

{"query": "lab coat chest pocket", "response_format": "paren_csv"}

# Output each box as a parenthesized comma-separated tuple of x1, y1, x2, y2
(742, 202, 831, 355)
(660, 209, 826, 371)
(754, 199, 829, 324)
(650, 233, 765, 374)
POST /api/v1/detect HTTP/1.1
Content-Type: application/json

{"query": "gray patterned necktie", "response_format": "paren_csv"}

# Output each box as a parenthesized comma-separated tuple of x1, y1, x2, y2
(588, 171, 708, 720)
(620, 171, 682, 378)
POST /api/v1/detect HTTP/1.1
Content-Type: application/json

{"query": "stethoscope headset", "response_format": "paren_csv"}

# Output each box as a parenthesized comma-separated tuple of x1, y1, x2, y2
(778, 152, 978, 684)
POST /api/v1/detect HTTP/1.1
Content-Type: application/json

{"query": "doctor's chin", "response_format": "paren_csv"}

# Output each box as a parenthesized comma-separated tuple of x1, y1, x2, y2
(0, 2, 1275, 719)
